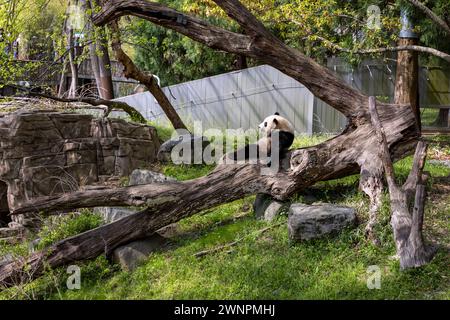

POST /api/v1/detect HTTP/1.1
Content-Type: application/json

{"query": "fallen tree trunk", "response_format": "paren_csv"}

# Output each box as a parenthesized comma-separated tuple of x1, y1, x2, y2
(1, 102, 417, 287)
(0, 0, 422, 287)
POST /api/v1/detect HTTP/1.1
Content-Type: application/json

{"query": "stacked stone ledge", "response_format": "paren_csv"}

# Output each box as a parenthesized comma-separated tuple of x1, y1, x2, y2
(0, 111, 160, 229)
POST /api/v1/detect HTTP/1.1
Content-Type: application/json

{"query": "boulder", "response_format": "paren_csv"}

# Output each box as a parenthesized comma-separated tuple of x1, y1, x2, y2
(129, 169, 176, 186)
(288, 203, 356, 241)
(253, 193, 284, 221)
(157, 134, 210, 163)
(0, 253, 14, 266)
(428, 159, 450, 168)
(112, 233, 169, 271)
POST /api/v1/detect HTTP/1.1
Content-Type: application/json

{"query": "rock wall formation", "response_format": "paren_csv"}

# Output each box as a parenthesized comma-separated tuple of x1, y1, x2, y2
(0, 111, 160, 226)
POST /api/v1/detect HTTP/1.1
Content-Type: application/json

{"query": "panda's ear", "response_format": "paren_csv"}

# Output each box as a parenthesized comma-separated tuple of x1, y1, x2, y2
(273, 118, 278, 125)
(274, 112, 280, 115)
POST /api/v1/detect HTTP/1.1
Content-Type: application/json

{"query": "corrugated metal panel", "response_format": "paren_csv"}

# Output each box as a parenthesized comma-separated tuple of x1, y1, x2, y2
(113, 61, 450, 134)
(115, 65, 316, 134)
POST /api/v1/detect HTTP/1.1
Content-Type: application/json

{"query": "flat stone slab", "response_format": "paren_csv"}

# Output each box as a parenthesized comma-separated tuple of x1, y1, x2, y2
(288, 203, 356, 241)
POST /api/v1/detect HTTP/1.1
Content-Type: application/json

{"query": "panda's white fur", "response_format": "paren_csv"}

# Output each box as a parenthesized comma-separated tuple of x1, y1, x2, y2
(257, 113, 294, 157)
(231, 112, 294, 163)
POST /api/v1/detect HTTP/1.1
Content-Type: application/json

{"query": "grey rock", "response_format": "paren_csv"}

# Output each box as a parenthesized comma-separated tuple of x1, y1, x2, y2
(428, 160, 450, 168)
(129, 169, 176, 186)
(94, 207, 137, 224)
(253, 193, 284, 221)
(264, 202, 284, 221)
(112, 233, 169, 271)
(0, 253, 14, 266)
(157, 134, 210, 163)
(288, 203, 356, 241)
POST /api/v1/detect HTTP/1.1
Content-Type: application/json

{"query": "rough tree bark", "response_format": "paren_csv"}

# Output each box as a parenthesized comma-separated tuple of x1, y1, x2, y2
(67, 30, 79, 99)
(405, 0, 450, 129)
(368, 96, 434, 269)
(394, 38, 420, 130)
(84, 0, 115, 100)
(0, 0, 424, 288)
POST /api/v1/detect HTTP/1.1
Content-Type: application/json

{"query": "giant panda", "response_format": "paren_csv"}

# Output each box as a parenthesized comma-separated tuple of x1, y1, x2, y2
(231, 112, 295, 165)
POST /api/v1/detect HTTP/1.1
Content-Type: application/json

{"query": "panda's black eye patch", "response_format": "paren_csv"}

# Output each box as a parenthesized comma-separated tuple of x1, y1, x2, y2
(264, 122, 267, 127)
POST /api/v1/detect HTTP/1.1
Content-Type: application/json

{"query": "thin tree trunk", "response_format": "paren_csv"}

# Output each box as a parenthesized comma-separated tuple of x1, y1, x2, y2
(85, 0, 115, 99)
(97, 40, 115, 99)
(109, 21, 187, 130)
(394, 38, 420, 130)
(434, 109, 449, 127)
(57, 56, 68, 98)
(67, 29, 79, 99)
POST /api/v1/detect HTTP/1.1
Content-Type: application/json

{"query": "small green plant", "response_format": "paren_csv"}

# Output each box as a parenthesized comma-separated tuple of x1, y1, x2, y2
(37, 210, 102, 249)
(148, 121, 175, 142)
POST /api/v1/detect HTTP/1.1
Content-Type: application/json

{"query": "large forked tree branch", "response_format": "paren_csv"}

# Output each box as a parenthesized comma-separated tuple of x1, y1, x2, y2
(0, 0, 422, 287)
(93, 0, 368, 118)
(407, 0, 450, 36)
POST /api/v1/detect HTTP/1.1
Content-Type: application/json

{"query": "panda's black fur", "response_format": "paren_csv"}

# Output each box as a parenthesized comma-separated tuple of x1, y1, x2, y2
(231, 112, 294, 164)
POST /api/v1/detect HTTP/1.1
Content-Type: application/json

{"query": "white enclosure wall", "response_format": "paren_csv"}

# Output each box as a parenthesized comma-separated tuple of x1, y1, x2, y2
(114, 65, 319, 134)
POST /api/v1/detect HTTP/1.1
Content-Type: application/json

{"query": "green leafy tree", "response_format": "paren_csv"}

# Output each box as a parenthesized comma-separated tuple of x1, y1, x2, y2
(126, 21, 235, 86)
(0, 0, 65, 88)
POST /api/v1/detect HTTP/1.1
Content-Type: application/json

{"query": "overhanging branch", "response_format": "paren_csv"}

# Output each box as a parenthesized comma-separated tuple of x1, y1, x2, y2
(407, 0, 450, 36)
(93, 0, 370, 117)
(26, 91, 147, 124)
(312, 35, 450, 63)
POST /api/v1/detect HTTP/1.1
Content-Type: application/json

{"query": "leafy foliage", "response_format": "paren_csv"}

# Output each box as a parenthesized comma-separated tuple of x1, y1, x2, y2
(125, 20, 236, 86)
(0, 0, 65, 87)
(37, 210, 102, 249)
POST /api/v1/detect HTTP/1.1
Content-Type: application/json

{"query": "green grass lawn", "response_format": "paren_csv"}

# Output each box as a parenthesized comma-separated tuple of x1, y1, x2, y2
(0, 135, 449, 300)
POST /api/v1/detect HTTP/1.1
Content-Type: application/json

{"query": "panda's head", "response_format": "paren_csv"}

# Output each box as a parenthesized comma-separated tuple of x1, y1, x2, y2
(259, 112, 294, 137)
